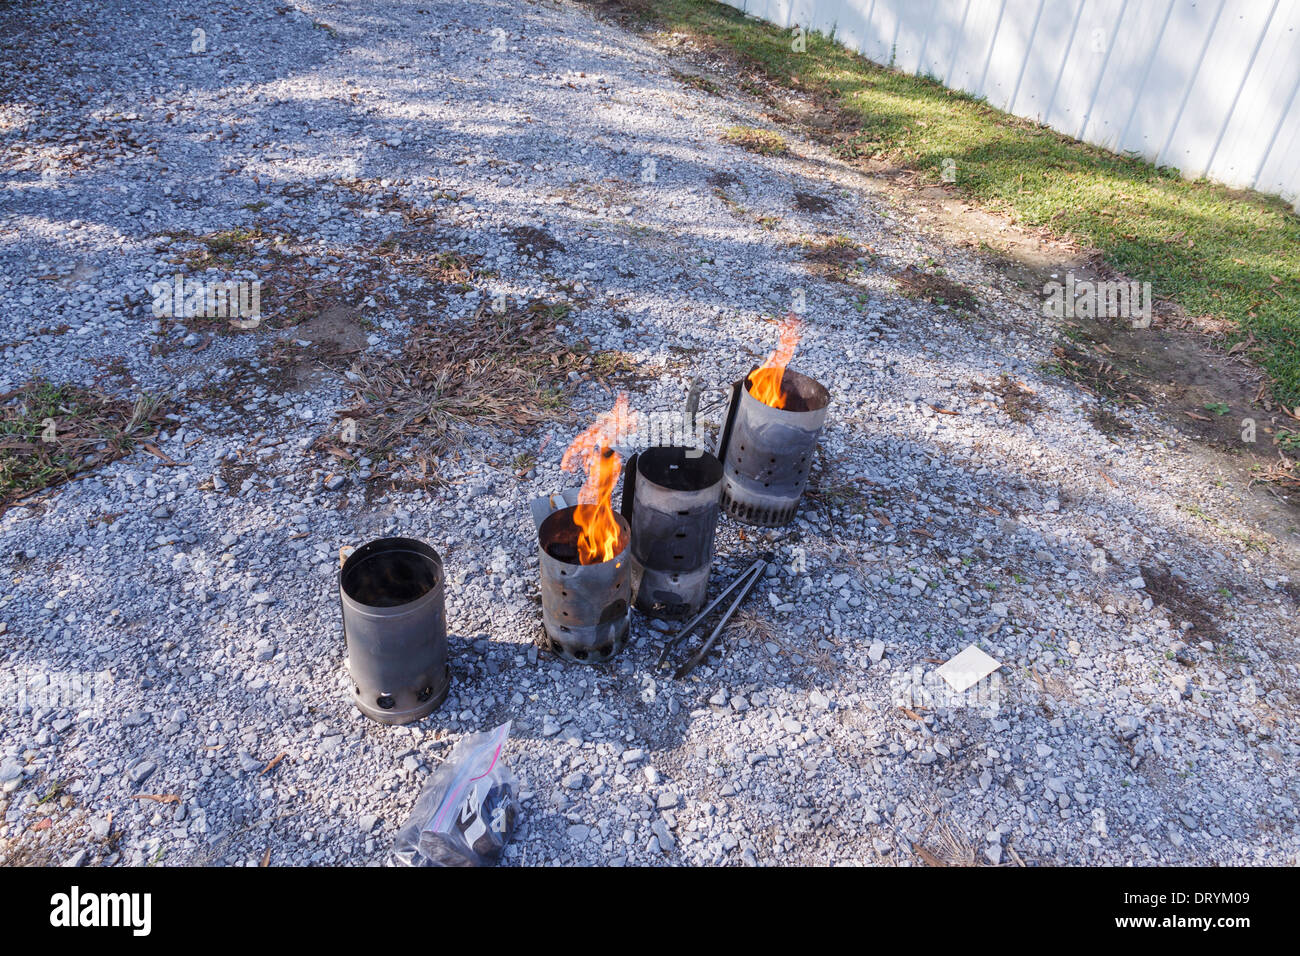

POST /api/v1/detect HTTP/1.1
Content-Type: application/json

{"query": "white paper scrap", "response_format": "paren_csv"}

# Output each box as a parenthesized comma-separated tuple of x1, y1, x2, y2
(935, 644, 1002, 693)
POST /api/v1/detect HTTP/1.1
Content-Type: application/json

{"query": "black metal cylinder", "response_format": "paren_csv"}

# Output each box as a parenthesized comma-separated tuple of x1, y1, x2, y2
(340, 537, 450, 725)
(538, 506, 632, 664)
(628, 446, 723, 618)
(719, 368, 830, 527)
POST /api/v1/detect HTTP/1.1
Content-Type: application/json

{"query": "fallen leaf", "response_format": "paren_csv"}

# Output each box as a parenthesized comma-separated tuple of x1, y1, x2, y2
(261, 752, 288, 776)
(130, 793, 180, 804)
(31, 818, 52, 832)
(261, 847, 271, 867)
(142, 443, 188, 466)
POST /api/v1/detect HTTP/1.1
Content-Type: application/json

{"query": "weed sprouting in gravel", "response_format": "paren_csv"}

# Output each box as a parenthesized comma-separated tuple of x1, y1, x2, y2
(722, 125, 787, 155)
(0, 383, 167, 510)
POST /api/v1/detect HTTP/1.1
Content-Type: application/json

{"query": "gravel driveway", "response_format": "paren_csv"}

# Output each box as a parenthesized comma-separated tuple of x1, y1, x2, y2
(1, 0, 1296, 867)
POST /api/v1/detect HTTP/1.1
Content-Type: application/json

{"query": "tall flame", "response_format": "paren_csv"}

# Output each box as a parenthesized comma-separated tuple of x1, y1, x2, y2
(560, 393, 636, 565)
(747, 313, 802, 409)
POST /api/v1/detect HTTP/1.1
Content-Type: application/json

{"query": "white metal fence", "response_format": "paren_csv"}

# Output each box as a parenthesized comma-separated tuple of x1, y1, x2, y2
(723, 0, 1300, 208)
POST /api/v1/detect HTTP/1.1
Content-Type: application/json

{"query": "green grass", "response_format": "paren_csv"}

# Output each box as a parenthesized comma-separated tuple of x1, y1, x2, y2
(629, 0, 1300, 405)
(0, 382, 164, 507)
(721, 125, 788, 155)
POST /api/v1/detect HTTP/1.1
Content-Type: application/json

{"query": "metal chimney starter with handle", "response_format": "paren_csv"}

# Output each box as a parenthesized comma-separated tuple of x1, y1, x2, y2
(717, 368, 830, 527)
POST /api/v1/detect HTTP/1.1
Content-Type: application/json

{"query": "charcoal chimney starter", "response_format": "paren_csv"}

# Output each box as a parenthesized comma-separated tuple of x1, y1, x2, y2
(340, 537, 451, 725)
(718, 368, 830, 527)
(537, 506, 632, 663)
(623, 446, 723, 618)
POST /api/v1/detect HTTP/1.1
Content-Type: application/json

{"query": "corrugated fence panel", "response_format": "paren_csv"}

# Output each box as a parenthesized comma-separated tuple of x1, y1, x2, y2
(951, 0, 998, 96)
(723, 0, 1300, 205)
(1222, 0, 1300, 193)
(1049, 0, 1123, 141)
(980, 0, 1031, 114)
(1010, 0, 1078, 122)
(917, 0, 968, 81)
(1188, 0, 1279, 182)
(1079, 0, 1150, 152)
(891, 0, 933, 76)
(1158, 0, 1235, 175)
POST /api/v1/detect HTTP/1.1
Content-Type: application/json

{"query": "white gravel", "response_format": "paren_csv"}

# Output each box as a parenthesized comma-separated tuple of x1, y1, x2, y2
(0, 0, 1297, 867)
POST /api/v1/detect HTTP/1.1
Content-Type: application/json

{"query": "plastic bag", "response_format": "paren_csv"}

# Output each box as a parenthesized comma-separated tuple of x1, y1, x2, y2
(391, 721, 520, 867)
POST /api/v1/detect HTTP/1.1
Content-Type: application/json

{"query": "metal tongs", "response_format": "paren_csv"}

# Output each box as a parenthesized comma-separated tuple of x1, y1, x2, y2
(656, 553, 772, 679)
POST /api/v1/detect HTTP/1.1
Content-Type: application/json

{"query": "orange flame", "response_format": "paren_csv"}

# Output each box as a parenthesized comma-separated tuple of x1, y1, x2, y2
(747, 313, 802, 409)
(560, 393, 636, 564)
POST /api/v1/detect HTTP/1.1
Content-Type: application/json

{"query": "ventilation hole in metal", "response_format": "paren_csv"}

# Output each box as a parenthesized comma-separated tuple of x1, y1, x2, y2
(376, 695, 395, 710)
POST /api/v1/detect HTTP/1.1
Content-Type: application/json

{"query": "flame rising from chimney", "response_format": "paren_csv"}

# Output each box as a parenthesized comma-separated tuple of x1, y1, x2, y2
(560, 393, 636, 564)
(747, 313, 802, 409)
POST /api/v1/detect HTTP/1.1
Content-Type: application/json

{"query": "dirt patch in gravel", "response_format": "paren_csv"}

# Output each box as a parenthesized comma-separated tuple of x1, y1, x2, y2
(895, 264, 982, 313)
(971, 375, 1043, 424)
(722, 125, 787, 156)
(508, 225, 564, 258)
(670, 68, 721, 96)
(793, 191, 834, 213)
(1088, 406, 1134, 439)
(1049, 344, 1152, 406)
(1140, 564, 1224, 641)
(797, 234, 874, 283)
